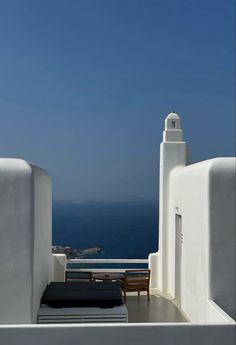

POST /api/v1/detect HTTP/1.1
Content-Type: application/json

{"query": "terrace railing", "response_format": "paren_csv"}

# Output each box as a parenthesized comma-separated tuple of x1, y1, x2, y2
(67, 258, 149, 272)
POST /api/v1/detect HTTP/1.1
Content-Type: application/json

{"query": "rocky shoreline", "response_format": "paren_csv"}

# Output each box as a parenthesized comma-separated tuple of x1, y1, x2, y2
(52, 245, 102, 259)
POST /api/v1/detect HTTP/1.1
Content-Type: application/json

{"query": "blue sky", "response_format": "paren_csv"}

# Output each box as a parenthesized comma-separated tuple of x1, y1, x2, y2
(0, 0, 235, 200)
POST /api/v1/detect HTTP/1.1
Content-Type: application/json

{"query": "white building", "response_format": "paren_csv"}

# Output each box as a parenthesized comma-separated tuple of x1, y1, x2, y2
(0, 113, 235, 344)
(149, 113, 236, 323)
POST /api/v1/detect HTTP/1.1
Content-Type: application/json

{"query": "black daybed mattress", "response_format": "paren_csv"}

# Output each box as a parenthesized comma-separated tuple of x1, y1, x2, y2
(41, 282, 123, 308)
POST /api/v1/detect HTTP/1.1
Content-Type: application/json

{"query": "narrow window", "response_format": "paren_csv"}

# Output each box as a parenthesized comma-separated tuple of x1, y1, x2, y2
(171, 121, 176, 128)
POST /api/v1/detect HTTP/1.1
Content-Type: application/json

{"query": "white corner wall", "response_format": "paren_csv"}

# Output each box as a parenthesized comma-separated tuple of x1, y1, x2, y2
(51, 254, 66, 282)
(0, 159, 51, 324)
(168, 158, 236, 322)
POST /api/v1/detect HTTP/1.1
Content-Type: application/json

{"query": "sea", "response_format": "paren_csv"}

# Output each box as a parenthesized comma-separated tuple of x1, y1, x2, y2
(52, 200, 159, 266)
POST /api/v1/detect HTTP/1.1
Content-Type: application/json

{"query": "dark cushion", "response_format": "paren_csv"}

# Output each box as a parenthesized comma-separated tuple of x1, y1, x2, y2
(41, 282, 123, 308)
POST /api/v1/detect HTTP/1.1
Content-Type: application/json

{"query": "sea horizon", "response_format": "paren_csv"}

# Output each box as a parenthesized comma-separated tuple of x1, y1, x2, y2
(52, 199, 159, 260)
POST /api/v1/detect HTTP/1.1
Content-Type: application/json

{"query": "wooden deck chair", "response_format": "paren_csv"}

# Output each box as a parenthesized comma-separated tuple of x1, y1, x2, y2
(121, 269, 150, 302)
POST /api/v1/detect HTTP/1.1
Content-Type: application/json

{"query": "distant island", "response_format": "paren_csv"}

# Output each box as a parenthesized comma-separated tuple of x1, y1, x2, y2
(52, 245, 102, 259)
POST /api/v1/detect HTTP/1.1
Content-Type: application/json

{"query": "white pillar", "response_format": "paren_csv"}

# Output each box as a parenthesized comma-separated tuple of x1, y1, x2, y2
(157, 113, 187, 294)
(51, 254, 67, 282)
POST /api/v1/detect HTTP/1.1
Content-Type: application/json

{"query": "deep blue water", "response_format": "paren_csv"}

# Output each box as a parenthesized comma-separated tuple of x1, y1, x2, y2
(52, 201, 158, 259)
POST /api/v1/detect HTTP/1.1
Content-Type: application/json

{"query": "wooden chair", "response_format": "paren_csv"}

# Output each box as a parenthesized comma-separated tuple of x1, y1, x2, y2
(65, 270, 92, 282)
(121, 269, 150, 302)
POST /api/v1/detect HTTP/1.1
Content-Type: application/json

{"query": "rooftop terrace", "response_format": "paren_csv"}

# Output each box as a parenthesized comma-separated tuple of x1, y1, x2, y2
(126, 294, 186, 323)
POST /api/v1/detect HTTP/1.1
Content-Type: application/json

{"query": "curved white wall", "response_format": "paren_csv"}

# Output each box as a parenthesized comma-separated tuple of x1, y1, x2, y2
(169, 158, 236, 322)
(0, 159, 51, 324)
(208, 159, 236, 319)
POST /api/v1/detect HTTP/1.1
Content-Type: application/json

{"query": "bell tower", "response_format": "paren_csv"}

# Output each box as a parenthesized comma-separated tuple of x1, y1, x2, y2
(149, 112, 187, 295)
(163, 112, 183, 142)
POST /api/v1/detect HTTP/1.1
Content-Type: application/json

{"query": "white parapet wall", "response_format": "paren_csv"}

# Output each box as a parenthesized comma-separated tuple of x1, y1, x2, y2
(0, 159, 51, 324)
(0, 323, 235, 345)
(51, 254, 66, 282)
(148, 252, 159, 292)
(206, 300, 235, 323)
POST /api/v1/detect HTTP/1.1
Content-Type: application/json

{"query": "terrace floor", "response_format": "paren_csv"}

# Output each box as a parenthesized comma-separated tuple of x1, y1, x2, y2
(126, 294, 187, 323)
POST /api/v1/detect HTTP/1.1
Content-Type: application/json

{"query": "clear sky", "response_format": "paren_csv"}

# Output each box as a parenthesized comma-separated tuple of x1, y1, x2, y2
(0, 0, 235, 201)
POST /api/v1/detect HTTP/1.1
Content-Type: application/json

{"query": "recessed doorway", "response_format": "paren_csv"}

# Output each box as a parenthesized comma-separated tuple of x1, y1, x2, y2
(175, 214, 182, 307)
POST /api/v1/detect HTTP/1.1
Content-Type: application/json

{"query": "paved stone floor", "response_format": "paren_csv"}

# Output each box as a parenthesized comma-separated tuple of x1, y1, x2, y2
(126, 294, 187, 323)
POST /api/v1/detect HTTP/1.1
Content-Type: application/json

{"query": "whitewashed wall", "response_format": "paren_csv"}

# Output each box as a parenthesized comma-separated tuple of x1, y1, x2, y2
(208, 159, 236, 320)
(169, 158, 236, 322)
(0, 323, 235, 345)
(51, 254, 66, 282)
(0, 159, 51, 324)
